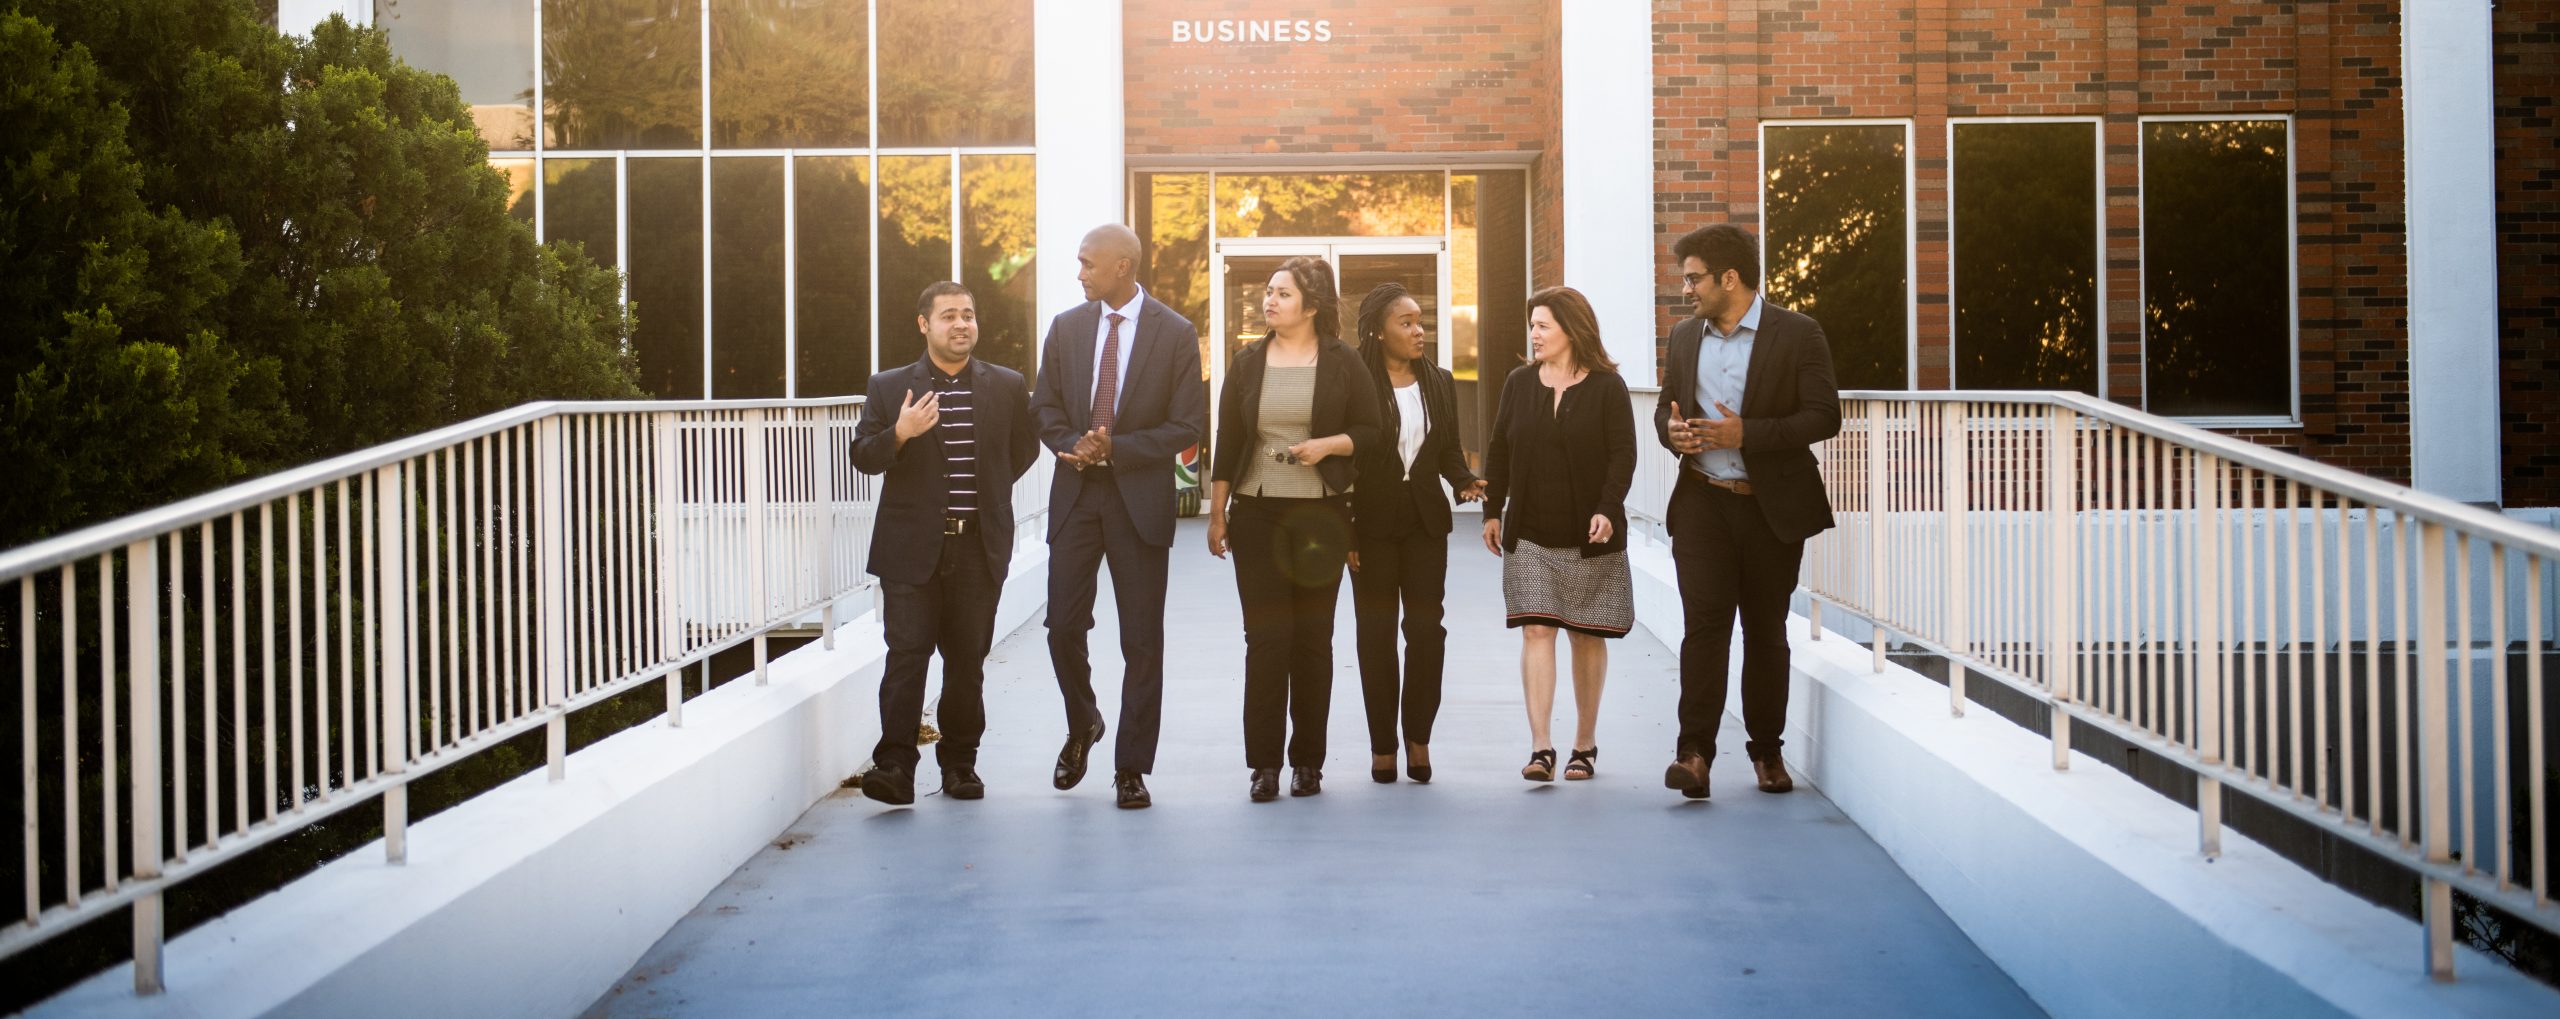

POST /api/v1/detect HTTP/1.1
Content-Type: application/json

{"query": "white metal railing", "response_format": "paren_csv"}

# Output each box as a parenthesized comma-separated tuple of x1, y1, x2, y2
(1629, 387, 2559, 981)
(0, 396, 996, 993)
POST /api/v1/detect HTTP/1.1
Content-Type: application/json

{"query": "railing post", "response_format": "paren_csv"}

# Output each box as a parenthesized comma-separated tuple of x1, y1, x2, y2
(1868, 401, 1888, 674)
(537, 416, 569, 782)
(2195, 452, 2225, 859)
(125, 539, 163, 995)
(746, 410, 770, 684)
(656, 412, 683, 728)
(1807, 596, 1821, 642)
(815, 411, 839, 651)
(2047, 407, 2078, 769)
(2417, 520, 2455, 979)
(375, 464, 409, 864)
(1945, 403, 1970, 716)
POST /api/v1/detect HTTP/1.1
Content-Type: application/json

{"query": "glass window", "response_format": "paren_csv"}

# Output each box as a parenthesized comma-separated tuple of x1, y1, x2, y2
(379, 0, 536, 150)
(877, 0, 1033, 147)
(1952, 121, 2099, 393)
(795, 156, 872, 397)
(712, 157, 787, 398)
(1763, 123, 1911, 390)
(539, 157, 619, 268)
(711, 0, 868, 148)
(543, 0, 703, 150)
(493, 158, 537, 228)
(876, 155, 954, 372)
(1454, 170, 1526, 467)
(2143, 119, 2293, 419)
(629, 158, 705, 398)
(1215, 173, 1447, 239)
(1136, 173, 1211, 382)
(961, 154, 1036, 382)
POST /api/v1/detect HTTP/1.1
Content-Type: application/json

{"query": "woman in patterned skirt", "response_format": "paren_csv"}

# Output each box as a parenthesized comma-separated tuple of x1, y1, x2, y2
(1479, 286, 1637, 783)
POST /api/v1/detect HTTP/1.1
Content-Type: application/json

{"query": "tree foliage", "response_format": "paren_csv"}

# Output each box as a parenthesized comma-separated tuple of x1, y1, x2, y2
(1, 1, 639, 547)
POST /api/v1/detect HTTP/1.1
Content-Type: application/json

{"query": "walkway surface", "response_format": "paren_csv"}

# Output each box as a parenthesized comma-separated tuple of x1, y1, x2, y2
(587, 519, 2041, 1017)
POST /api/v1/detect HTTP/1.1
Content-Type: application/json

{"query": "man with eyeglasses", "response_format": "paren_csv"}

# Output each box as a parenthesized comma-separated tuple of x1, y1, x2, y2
(1653, 224, 1843, 800)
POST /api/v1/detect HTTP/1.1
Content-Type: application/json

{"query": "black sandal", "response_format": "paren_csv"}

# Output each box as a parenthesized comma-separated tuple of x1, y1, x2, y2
(1522, 748, 1557, 782)
(1564, 746, 1598, 781)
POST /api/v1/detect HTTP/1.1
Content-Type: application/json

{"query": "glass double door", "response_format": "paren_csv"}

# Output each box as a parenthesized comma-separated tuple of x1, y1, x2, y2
(1208, 239, 1445, 473)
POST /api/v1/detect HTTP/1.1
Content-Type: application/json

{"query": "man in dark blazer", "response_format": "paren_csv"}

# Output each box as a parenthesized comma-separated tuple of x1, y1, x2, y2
(1029, 224, 1208, 808)
(1652, 224, 1842, 801)
(849, 282, 1039, 806)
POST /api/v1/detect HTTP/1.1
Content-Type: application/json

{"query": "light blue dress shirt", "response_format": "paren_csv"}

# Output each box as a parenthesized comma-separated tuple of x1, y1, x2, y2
(1689, 294, 1762, 481)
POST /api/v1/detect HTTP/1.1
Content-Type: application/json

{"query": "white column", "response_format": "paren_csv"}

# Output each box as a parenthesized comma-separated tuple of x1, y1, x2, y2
(2403, 1, 2502, 505)
(1560, 0, 1658, 382)
(277, 0, 369, 35)
(1034, 0, 1125, 326)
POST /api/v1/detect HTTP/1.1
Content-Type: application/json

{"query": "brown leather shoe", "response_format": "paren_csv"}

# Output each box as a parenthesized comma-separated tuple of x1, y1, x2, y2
(1662, 752, 1710, 800)
(1753, 757, 1795, 794)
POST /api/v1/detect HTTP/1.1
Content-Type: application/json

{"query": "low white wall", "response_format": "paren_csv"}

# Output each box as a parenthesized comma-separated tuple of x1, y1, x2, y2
(1625, 539, 2560, 1018)
(37, 546, 1048, 1019)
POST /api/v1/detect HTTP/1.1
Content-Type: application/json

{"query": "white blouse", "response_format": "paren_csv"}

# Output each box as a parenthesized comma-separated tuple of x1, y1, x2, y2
(1393, 383, 1427, 475)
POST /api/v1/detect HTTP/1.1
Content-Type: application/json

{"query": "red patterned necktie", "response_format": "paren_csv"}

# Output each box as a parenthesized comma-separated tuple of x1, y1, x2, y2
(1091, 312, 1124, 433)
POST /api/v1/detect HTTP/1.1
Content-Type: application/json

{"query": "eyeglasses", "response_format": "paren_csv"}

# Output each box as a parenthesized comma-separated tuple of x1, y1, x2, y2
(1681, 269, 1732, 289)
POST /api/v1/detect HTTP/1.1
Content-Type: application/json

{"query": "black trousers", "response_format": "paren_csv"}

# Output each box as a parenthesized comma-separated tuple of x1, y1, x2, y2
(1047, 478, 1169, 774)
(872, 535, 1000, 772)
(1668, 470, 1806, 763)
(1350, 526, 1449, 755)
(1228, 495, 1352, 769)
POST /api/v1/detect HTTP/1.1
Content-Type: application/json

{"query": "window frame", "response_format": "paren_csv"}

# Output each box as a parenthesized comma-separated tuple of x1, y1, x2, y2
(2135, 112, 2303, 429)
(1944, 115, 2108, 399)
(1754, 117, 1921, 393)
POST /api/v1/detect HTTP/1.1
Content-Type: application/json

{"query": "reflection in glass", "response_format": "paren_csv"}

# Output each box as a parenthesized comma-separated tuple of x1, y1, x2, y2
(1340, 254, 1438, 354)
(2143, 120, 2291, 418)
(493, 159, 537, 228)
(379, 0, 536, 150)
(539, 158, 619, 269)
(712, 157, 787, 398)
(1221, 255, 1292, 368)
(543, 0, 703, 150)
(629, 158, 704, 398)
(1216, 173, 1447, 238)
(796, 156, 871, 397)
(711, 0, 868, 148)
(1449, 174, 1480, 383)
(1462, 171, 1527, 467)
(878, 0, 1033, 146)
(1764, 124, 1910, 390)
(1953, 122, 2097, 393)
(876, 155, 954, 372)
(1137, 173, 1212, 383)
(961, 154, 1037, 382)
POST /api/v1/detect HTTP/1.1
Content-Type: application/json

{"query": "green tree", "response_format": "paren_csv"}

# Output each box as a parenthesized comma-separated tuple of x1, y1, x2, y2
(1, 0, 640, 547)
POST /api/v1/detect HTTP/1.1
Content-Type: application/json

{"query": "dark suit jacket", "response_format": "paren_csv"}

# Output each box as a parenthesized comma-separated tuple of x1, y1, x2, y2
(1211, 337, 1382, 498)
(1350, 358, 1478, 539)
(850, 356, 1039, 585)
(1030, 293, 1208, 548)
(1651, 302, 1843, 543)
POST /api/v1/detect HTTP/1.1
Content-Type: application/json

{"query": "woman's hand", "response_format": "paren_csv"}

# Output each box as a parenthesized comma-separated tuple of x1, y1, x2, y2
(1481, 518, 1503, 557)
(1285, 434, 1352, 465)
(1586, 514, 1614, 545)
(1207, 514, 1230, 559)
(1455, 479, 1488, 503)
(1346, 549, 1361, 573)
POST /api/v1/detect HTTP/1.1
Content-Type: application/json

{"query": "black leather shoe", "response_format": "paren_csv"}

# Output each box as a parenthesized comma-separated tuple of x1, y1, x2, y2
(1114, 770, 1151, 809)
(859, 764, 915, 805)
(941, 764, 984, 800)
(1289, 767, 1322, 797)
(1054, 721, 1105, 791)
(1249, 768, 1281, 802)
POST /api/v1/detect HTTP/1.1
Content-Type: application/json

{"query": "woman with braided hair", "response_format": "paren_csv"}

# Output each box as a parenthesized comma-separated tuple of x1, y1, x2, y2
(1347, 282, 1485, 784)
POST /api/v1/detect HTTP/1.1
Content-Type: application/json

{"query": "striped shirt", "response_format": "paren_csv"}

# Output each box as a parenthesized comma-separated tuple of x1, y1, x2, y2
(927, 362, 977, 516)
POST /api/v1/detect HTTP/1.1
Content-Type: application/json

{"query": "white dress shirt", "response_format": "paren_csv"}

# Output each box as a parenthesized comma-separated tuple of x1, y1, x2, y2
(1089, 284, 1147, 418)
(1393, 383, 1427, 475)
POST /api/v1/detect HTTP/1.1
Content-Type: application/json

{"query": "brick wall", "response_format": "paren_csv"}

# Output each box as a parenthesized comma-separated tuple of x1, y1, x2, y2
(2496, 2, 2560, 506)
(1651, 0, 2425, 487)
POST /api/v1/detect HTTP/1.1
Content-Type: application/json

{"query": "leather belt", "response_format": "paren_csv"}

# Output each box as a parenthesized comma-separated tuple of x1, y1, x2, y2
(944, 516, 975, 536)
(1682, 464, 1753, 497)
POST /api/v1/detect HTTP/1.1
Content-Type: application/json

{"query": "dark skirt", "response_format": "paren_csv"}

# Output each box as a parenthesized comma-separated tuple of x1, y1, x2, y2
(1500, 539, 1634, 638)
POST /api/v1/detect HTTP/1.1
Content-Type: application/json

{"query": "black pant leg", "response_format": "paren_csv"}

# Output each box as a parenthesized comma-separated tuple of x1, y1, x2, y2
(1230, 498, 1294, 769)
(1398, 529, 1450, 747)
(932, 540, 1000, 768)
(1350, 528, 1408, 755)
(1096, 482, 1169, 775)
(1283, 500, 1350, 769)
(1729, 493, 1807, 763)
(872, 563, 944, 772)
(1046, 485, 1108, 736)
(1669, 474, 1745, 759)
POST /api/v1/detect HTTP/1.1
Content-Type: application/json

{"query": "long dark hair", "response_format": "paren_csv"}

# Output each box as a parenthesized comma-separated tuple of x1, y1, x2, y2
(1525, 285, 1618, 375)
(1271, 255, 1341, 342)
(1356, 282, 1418, 422)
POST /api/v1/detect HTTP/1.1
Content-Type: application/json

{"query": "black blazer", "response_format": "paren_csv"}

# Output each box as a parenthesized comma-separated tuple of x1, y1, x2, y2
(1350, 358, 1479, 538)
(1651, 302, 1843, 543)
(851, 356, 1040, 586)
(1483, 365, 1637, 557)
(1030, 292, 1208, 549)
(1211, 337, 1382, 498)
